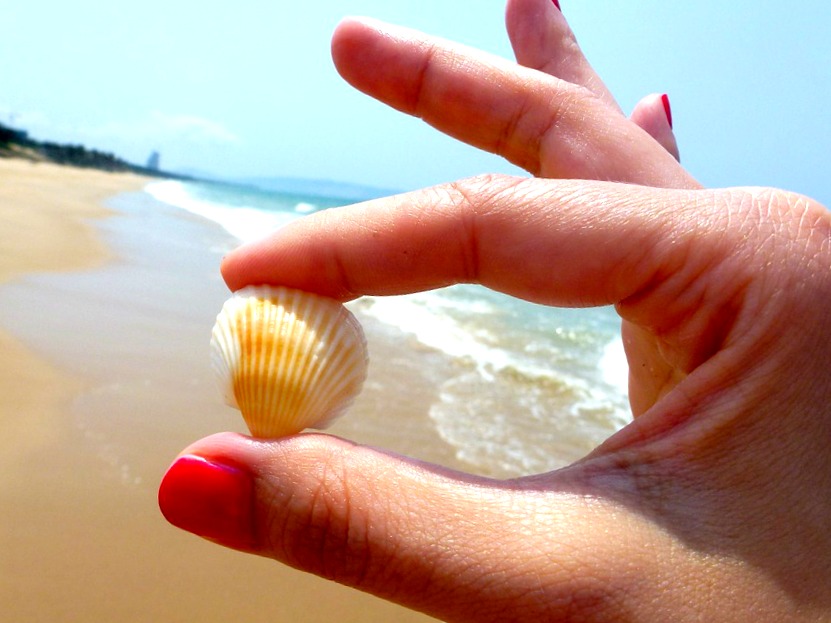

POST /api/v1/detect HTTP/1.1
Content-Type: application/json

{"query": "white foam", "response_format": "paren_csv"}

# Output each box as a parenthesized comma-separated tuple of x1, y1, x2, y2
(362, 290, 620, 405)
(294, 202, 316, 214)
(599, 336, 629, 396)
(361, 291, 512, 378)
(362, 289, 632, 476)
(146, 180, 296, 243)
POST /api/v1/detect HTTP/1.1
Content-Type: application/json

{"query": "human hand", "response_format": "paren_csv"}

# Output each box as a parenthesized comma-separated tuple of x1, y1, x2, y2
(332, 0, 689, 187)
(162, 177, 831, 622)
(159, 3, 831, 621)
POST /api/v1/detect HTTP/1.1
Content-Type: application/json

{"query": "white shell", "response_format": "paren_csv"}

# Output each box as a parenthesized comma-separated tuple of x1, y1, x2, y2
(210, 285, 368, 437)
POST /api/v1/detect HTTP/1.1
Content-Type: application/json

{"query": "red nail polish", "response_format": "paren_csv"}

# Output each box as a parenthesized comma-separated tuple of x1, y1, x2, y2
(158, 455, 255, 549)
(552, 0, 561, 9)
(661, 93, 673, 129)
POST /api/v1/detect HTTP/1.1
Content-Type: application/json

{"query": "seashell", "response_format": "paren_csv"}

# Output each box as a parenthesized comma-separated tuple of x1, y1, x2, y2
(210, 285, 368, 438)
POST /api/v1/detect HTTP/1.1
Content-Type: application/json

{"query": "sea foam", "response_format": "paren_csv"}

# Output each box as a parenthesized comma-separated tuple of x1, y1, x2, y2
(146, 180, 298, 243)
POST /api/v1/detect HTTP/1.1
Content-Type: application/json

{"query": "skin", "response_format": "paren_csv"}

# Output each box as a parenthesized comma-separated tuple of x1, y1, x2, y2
(160, 2, 831, 621)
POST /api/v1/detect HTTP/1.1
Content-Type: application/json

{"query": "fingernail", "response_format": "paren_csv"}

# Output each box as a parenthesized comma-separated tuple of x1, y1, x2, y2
(158, 455, 255, 549)
(552, 0, 561, 9)
(661, 93, 673, 129)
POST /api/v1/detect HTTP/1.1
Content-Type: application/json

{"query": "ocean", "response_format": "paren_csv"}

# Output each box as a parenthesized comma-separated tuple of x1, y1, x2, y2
(146, 178, 631, 478)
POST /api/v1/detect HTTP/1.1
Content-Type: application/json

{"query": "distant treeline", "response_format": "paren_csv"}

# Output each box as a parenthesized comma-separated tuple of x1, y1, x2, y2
(0, 121, 186, 178)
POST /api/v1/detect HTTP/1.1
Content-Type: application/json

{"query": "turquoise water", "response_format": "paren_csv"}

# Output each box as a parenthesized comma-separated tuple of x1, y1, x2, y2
(147, 178, 631, 476)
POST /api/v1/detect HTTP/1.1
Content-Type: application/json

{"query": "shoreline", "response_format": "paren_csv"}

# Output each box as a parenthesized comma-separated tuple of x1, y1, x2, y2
(0, 158, 438, 622)
(0, 158, 148, 282)
(0, 159, 147, 470)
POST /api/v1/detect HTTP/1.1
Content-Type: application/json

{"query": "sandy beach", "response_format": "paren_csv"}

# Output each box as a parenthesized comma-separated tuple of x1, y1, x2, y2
(0, 159, 439, 622)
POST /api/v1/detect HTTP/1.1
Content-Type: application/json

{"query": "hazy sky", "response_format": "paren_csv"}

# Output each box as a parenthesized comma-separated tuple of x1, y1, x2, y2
(2, 1, 830, 203)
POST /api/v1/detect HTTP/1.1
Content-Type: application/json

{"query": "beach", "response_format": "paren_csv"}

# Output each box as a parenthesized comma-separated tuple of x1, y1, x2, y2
(0, 159, 439, 622)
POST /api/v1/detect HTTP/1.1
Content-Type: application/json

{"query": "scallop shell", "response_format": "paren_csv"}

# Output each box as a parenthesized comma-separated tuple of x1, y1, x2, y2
(210, 285, 368, 438)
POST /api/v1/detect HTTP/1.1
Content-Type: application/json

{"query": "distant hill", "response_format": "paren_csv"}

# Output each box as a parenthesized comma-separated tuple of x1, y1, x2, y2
(0, 121, 187, 179)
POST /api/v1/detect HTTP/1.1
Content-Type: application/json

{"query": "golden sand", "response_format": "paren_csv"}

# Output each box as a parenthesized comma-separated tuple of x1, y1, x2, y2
(0, 160, 146, 466)
(0, 159, 146, 282)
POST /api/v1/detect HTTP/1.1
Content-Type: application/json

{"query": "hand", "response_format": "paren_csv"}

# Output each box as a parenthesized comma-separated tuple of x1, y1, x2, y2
(164, 178, 831, 621)
(159, 3, 831, 621)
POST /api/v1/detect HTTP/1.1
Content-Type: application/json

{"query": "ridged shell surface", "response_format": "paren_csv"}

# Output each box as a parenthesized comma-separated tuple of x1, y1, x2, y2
(210, 285, 368, 438)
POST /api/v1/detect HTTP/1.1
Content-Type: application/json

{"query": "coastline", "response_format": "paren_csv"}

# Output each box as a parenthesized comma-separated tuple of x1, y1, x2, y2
(0, 158, 438, 622)
(0, 158, 147, 282)
(0, 160, 147, 470)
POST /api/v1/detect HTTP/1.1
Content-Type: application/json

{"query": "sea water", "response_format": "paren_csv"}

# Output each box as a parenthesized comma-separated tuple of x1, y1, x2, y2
(146, 178, 631, 477)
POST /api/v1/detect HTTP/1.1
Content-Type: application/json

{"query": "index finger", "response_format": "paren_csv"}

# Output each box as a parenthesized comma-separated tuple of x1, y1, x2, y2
(220, 175, 709, 310)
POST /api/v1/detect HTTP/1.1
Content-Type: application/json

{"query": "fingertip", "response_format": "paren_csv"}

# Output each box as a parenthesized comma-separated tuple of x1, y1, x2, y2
(218, 231, 311, 295)
(158, 452, 257, 550)
(218, 250, 237, 290)
(219, 244, 255, 292)
(630, 93, 680, 162)
(330, 16, 371, 60)
(158, 432, 286, 550)
(331, 16, 403, 77)
(333, 14, 383, 32)
(331, 17, 376, 85)
(331, 16, 428, 113)
(506, 0, 563, 63)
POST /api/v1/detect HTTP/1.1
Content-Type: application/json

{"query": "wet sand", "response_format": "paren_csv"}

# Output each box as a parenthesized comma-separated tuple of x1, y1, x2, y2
(0, 159, 441, 622)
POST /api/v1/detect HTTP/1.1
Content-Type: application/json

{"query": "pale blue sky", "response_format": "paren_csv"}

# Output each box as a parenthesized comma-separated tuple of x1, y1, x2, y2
(2, 1, 829, 203)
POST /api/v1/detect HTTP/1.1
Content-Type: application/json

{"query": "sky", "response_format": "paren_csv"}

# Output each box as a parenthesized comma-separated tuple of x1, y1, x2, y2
(2, 0, 830, 204)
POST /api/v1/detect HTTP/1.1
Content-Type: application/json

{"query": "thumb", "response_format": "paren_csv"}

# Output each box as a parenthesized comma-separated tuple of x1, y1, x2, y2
(158, 432, 614, 622)
(158, 433, 496, 616)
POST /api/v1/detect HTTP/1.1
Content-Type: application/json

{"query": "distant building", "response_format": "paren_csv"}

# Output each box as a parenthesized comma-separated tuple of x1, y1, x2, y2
(146, 150, 160, 171)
